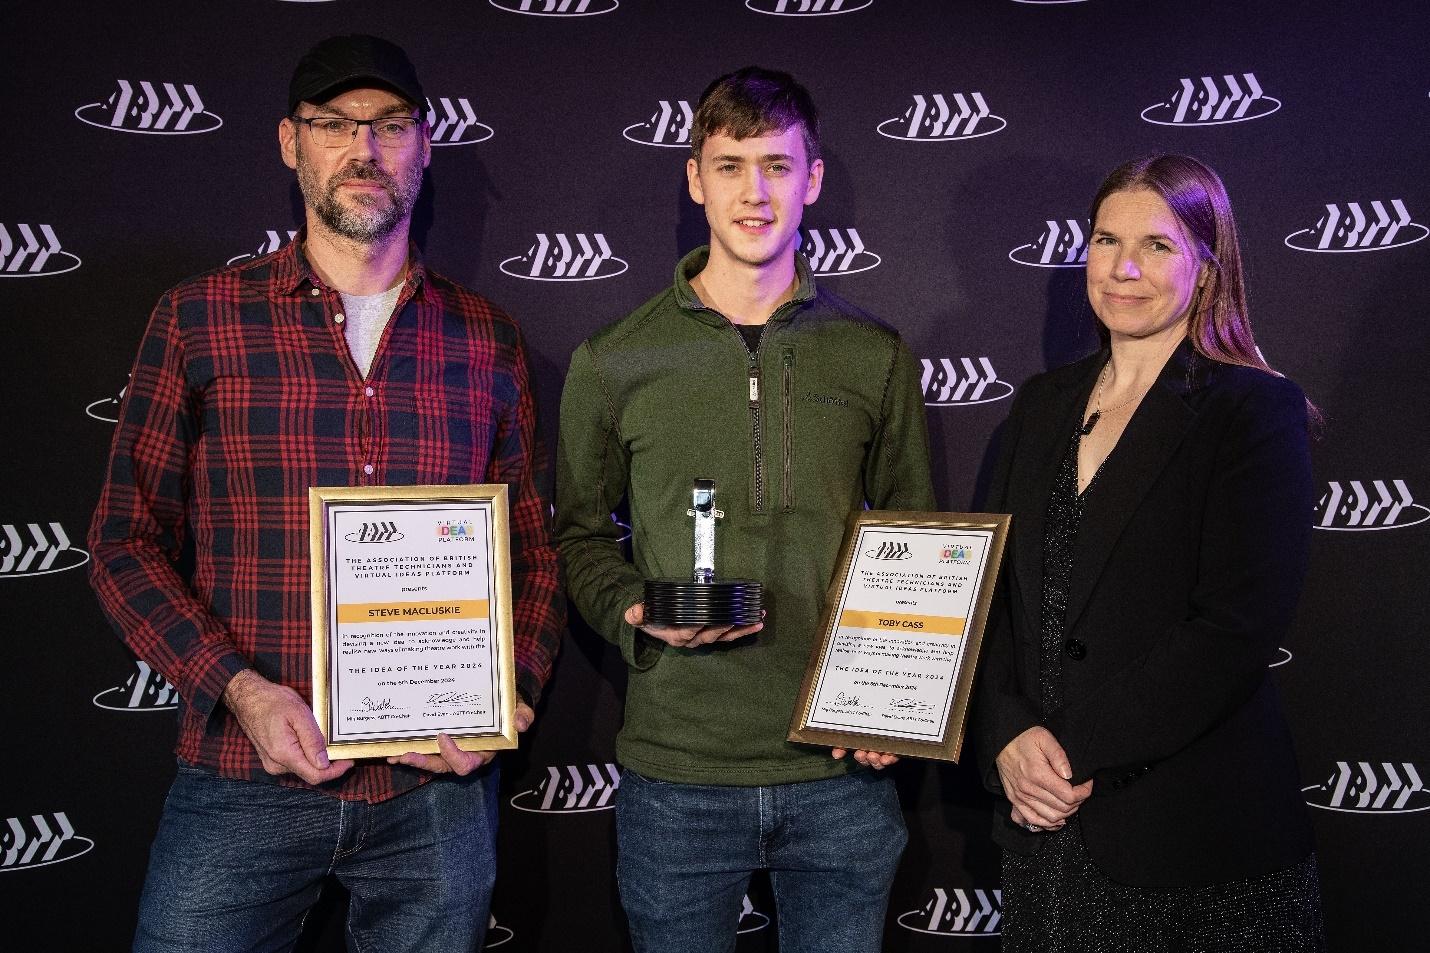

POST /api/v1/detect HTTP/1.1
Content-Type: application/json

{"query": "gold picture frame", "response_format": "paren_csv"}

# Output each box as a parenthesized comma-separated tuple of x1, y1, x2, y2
(309, 484, 518, 759)
(788, 510, 1010, 762)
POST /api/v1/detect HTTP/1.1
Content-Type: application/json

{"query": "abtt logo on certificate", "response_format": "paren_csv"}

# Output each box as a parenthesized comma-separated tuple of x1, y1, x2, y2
(309, 485, 518, 759)
(789, 512, 1009, 762)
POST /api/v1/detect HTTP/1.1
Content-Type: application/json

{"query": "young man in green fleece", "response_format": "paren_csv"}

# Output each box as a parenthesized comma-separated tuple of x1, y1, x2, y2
(554, 66, 935, 952)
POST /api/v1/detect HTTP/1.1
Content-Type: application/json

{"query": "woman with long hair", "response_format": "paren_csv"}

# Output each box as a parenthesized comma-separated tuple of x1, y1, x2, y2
(975, 154, 1325, 950)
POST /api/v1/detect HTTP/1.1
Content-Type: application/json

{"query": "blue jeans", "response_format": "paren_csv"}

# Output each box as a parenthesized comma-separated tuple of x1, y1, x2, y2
(133, 763, 499, 953)
(615, 768, 907, 953)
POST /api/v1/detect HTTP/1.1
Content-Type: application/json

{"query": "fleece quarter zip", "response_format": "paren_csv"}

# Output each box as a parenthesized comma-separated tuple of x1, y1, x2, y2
(555, 247, 936, 785)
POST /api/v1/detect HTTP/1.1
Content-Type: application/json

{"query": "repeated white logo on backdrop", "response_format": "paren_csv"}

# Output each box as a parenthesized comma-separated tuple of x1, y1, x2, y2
(94, 660, 180, 712)
(878, 94, 1007, 141)
(800, 228, 880, 275)
(489, 0, 619, 15)
(1304, 762, 1429, 814)
(75, 81, 222, 134)
(746, 0, 873, 14)
(0, 224, 82, 277)
(511, 764, 621, 812)
(1009, 219, 1089, 267)
(623, 100, 694, 148)
(486, 913, 514, 948)
(897, 887, 1003, 936)
(921, 359, 1015, 406)
(1270, 648, 1293, 668)
(87, 377, 127, 423)
(500, 234, 628, 281)
(1284, 200, 1428, 253)
(227, 230, 298, 266)
(426, 97, 494, 146)
(1141, 73, 1280, 126)
(0, 523, 90, 578)
(738, 894, 770, 933)
(1313, 480, 1429, 531)
(1, 813, 95, 872)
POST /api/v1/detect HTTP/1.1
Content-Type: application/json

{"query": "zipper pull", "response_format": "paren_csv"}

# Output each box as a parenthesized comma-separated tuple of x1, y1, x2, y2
(749, 373, 759, 402)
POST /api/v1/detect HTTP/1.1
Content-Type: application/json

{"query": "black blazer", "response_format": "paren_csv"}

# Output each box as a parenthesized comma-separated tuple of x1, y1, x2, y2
(973, 342, 1316, 888)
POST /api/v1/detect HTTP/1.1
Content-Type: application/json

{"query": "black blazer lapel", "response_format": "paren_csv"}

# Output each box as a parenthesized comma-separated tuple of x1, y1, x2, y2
(1063, 344, 1202, 633)
(1010, 356, 1102, 638)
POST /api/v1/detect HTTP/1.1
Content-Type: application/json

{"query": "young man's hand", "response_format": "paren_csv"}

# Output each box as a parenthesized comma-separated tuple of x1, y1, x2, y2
(831, 748, 900, 770)
(625, 603, 764, 649)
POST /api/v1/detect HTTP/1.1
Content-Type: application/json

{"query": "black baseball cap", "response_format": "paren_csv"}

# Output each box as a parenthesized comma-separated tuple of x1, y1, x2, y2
(288, 35, 425, 114)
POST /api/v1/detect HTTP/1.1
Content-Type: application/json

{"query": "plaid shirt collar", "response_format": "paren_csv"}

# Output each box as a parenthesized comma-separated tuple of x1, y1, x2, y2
(266, 230, 431, 300)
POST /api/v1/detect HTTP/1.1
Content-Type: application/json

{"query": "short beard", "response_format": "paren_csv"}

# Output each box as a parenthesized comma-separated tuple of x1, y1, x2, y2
(295, 138, 423, 244)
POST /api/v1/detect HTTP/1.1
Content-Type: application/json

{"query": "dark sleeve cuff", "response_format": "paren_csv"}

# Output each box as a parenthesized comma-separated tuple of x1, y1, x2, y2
(619, 618, 664, 671)
(181, 643, 252, 721)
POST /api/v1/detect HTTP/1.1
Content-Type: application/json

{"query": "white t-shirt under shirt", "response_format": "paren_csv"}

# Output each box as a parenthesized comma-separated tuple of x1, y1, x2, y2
(339, 284, 404, 378)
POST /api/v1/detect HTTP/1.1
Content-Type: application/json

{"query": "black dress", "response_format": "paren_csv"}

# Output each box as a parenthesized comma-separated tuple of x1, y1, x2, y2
(999, 425, 1325, 953)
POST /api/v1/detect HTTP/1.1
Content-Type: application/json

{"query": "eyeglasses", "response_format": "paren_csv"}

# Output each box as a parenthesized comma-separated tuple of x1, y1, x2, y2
(291, 115, 421, 148)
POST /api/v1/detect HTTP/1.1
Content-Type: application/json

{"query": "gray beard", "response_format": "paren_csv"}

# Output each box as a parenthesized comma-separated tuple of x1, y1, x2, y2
(297, 148, 423, 245)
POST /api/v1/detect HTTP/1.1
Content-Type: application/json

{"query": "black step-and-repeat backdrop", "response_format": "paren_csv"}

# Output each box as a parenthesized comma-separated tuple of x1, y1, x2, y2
(3, 1, 1427, 950)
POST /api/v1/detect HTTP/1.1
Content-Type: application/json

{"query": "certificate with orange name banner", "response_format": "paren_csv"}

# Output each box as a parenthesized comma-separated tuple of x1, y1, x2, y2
(789, 511, 1009, 762)
(309, 485, 517, 759)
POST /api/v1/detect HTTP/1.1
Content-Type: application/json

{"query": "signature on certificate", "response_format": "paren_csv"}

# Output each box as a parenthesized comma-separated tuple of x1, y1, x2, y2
(427, 691, 482, 707)
(359, 696, 403, 712)
(888, 697, 933, 712)
(833, 691, 864, 707)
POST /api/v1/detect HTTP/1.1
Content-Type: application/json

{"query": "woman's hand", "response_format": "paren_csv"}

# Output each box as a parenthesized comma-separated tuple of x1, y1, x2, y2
(995, 726, 1094, 830)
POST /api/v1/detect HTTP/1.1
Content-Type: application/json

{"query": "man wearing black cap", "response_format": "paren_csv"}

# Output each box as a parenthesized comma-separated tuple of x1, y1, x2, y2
(89, 35, 562, 952)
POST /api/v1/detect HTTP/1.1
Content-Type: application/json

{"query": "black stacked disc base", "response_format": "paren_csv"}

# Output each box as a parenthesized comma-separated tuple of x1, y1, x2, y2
(643, 579, 763, 626)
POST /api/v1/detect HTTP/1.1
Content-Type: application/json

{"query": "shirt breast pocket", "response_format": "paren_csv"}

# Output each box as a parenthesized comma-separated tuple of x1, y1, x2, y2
(386, 382, 498, 483)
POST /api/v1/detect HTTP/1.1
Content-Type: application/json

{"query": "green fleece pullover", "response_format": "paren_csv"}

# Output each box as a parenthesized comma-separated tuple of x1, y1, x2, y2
(555, 247, 936, 785)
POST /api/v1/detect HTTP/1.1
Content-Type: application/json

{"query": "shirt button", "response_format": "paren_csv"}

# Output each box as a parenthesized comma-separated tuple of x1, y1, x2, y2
(334, 313, 346, 324)
(364, 386, 375, 397)
(363, 464, 374, 475)
(1064, 638, 1087, 661)
(310, 288, 320, 296)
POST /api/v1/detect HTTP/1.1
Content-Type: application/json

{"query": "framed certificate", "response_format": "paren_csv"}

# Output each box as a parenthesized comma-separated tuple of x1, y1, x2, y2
(788, 511, 1010, 762)
(309, 484, 518, 759)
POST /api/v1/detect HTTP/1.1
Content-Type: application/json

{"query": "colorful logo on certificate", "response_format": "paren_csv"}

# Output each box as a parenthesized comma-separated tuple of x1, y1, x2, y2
(940, 543, 971, 563)
(436, 520, 477, 542)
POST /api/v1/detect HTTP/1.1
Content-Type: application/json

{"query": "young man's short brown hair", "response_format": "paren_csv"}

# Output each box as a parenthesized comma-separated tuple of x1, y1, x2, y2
(690, 66, 820, 164)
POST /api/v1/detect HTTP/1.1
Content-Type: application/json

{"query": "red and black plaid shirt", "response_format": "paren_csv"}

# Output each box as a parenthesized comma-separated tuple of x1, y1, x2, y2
(89, 239, 563, 802)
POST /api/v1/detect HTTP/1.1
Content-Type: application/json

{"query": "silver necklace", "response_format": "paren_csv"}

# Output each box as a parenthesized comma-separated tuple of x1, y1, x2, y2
(1080, 363, 1148, 435)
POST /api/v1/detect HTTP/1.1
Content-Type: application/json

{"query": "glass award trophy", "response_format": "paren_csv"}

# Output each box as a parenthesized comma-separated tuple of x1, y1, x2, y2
(643, 478, 762, 626)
